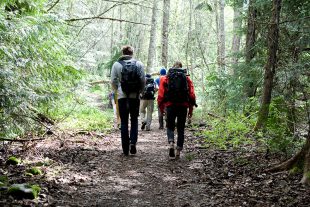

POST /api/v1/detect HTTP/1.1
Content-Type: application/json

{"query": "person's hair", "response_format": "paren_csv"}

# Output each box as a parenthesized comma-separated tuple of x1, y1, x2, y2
(121, 45, 134, 56)
(172, 61, 182, 68)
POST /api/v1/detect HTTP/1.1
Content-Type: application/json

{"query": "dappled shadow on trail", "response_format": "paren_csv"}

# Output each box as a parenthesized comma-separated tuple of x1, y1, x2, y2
(1, 121, 310, 206)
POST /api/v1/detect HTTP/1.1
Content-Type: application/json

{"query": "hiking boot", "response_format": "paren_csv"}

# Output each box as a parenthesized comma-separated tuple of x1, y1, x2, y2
(169, 142, 175, 157)
(159, 125, 164, 130)
(130, 144, 137, 155)
(141, 122, 146, 130)
(175, 149, 180, 159)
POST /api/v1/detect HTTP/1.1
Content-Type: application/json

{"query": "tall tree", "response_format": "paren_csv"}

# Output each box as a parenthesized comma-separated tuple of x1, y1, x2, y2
(244, 0, 257, 97)
(218, 0, 226, 71)
(254, 0, 282, 130)
(161, 0, 170, 69)
(146, 0, 159, 73)
(214, 0, 226, 72)
(230, 0, 243, 66)
(185, 0, 193, 71)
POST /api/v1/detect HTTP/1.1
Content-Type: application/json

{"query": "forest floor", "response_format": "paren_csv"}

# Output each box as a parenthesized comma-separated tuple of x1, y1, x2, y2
(1, 93, 309, 206)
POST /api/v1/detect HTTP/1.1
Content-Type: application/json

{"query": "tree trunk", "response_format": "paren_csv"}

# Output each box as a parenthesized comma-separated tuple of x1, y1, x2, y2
(231, 0, 243, 67)
(244, 0, 257, 97)
(254, 0, 282, 131)
(161, 0, 170, 69)
(214, 0, 225, 72)
(146, 0, 159, 73)
(218, 0, 226, 72)
(186, 0, 193, 70)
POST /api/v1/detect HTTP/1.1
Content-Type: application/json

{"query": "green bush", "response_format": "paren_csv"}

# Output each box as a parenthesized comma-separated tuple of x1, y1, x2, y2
(201, 112, 254, 149)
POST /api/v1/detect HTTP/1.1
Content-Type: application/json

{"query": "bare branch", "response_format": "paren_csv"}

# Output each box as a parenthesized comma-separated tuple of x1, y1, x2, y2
(47, 0, 60, 12)
(65, 16, 149, 26)
(100, 0, 153, 9)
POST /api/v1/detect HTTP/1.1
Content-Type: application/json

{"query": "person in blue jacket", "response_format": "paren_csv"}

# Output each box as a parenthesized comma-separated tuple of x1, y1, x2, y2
(155, 68, 167, 129)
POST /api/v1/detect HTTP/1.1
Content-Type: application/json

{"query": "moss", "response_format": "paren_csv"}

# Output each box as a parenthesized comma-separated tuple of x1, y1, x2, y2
(26, 167, 42, 175)
(289, 166, 302, 175)
(0, 175, 8, 184)
(234, 157, 250, 166)
(185, 153, 195, 161)
(8, 183, 41, 199)
(6, 156, 21, 165)
(305, 171, 310, 179)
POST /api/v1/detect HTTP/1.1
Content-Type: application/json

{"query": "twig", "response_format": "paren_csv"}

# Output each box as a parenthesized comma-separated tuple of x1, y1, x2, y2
(90, 80, 110, 85)
(0, 138, 45, 142)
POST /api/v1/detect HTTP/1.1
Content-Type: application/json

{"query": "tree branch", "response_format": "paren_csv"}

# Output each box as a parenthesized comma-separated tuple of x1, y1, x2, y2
(65, 16, 149, 26)
(47, 0, 60, 12)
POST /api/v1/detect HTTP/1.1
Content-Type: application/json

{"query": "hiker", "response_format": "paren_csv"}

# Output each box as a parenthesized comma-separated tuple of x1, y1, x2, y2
(140, 74, 158, 131)
(111, 45, 145, 156)
(155, 68, 167, 129)
(157, 61, 196, 158)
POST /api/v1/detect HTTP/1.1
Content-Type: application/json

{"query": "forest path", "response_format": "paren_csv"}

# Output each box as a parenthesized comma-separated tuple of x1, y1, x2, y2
(1, 93, 309, 206)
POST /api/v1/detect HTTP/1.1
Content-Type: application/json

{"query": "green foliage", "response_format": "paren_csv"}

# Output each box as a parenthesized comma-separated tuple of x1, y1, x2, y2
(256, 97, 304, 155)
(289, 166, 302, 175)
(201, 113, 254, 149)
(0, 176, 9, 187)
(185, 153, 195, 161)
(6, 156, 21, 165)
(26, 167, 42, 176)
(41, 83, 113, 132)
(0, 6, 82, 139)
(8, 183, 41, 199)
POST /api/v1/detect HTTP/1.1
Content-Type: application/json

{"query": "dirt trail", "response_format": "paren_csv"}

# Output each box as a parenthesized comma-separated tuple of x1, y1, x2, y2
(1, 94, 309, 206)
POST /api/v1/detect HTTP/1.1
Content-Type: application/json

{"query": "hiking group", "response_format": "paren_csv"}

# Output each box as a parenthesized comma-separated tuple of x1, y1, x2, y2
(111, 45, 196, 158)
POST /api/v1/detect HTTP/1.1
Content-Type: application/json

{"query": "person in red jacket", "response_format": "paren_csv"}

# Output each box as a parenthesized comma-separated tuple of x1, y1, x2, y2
(157, 61, 196, 158)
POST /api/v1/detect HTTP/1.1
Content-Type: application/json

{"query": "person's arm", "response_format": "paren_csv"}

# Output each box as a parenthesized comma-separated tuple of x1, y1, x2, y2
(187, 77, 196, 117)
(111, 62, 119, 91)
(137, 61, 145, 92)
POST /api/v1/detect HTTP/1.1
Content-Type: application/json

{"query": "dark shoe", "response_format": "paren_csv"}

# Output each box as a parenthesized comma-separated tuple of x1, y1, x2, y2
(175, 149, 180, 159)
(141, 122, 146, 130)
(159, 126, 164, 130)
(169, 142, 175, 157)
(130, 144, 137, 155)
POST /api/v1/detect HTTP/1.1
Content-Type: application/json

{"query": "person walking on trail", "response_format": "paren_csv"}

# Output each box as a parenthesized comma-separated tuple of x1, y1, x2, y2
(155, 68, 167, 129)
(140, 74, 158, 131)
(111, 45, 145, 156)
(157, 61, 196, 158)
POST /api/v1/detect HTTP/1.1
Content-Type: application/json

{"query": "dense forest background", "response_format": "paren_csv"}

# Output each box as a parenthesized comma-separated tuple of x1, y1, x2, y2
(1, 0, 310, 185)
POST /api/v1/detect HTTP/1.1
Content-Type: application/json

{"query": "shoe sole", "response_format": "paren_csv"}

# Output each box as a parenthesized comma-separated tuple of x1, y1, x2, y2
(169, 148, 175, 157)
(130, 145, 137, 154)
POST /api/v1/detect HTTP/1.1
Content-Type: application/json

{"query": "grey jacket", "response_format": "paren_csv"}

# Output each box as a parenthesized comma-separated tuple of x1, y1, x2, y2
(111, 55, 145, 99)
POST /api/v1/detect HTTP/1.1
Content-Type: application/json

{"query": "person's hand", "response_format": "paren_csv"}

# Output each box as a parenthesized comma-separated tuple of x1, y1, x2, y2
(188, 112, 192, 118)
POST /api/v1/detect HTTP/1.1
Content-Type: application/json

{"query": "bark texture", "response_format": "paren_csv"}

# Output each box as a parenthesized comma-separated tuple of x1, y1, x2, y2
(231, 0, 243, 66)
(254, 0, 282, 131)
(244, 0, 257, 97)
(146, 0, 159, 73)
(161, 0, 170, 69)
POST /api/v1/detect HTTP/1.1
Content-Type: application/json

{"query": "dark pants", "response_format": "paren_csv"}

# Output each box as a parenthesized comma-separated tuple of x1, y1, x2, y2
(118, 98, 140, 155)
(158, 106, 165, 128)
(166, 105, 188, 150)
